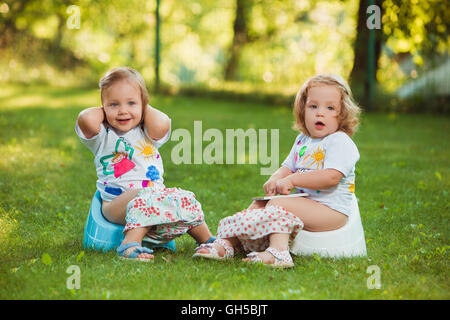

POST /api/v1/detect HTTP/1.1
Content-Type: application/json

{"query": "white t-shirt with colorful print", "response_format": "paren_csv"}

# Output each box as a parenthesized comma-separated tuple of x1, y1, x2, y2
(76, 120, 171, 202)
(281, 131, 359, 216)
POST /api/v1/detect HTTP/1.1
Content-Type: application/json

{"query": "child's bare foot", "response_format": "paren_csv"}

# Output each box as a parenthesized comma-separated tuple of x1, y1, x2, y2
(193, 238, 234, 260)
(242, 251, 275, 264)
(243, 247, 294, 268)
(124, 245, 154, 260)
(117, 242, 154, 262)
(195, 242, 226, 257)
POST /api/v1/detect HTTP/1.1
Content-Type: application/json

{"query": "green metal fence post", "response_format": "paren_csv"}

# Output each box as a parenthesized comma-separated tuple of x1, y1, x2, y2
(155, 0, 161, 93)
(367, 0, 375, 111)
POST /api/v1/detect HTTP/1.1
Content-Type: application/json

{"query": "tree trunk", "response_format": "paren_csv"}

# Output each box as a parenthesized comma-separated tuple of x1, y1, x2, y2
(349, 0, 384, 110)
(224, 0, 252, 81)
(0, 0, 28, 49)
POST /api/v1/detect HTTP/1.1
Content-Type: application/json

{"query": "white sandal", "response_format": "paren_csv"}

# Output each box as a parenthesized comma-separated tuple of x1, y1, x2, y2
(245, 247, 295, 269)
(192, 238, 234, 260)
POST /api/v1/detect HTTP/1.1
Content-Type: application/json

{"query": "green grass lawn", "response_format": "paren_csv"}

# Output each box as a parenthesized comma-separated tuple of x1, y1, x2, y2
(0, 84, 448, 300)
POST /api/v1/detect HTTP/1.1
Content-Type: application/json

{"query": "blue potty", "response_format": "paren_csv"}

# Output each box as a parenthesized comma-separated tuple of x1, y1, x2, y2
(83, 190, 176, 252)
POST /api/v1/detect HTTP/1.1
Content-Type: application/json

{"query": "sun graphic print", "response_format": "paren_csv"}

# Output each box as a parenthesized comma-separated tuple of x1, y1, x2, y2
(302, 146, 326, 169)
(135, 137, 157, 161)
(348, 179, 355, 193)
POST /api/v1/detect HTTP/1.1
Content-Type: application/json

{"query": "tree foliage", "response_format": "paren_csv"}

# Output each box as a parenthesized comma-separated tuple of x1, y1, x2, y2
(0, 0, 446, 108)
(382, 0, 448, 67)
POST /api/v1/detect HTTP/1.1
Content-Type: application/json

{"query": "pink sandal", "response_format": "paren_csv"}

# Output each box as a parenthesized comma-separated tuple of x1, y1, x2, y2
(192, 238, 234, 260)
(245, 247, 295, 269)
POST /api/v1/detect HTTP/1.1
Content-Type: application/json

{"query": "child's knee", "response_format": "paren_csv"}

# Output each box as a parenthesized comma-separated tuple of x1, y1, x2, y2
(267, 198, 282, 207)
(248, 200, 267, 210)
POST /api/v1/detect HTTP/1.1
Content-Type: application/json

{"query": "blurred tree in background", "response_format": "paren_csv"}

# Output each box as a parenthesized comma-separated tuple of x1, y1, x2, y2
(379, 0, 448, 85)
(0, 0, 448, 112)
(349, 0, 384, 110)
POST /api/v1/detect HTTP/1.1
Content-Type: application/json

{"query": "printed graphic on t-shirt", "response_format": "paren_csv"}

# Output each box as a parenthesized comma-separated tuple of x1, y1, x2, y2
(301, 146, 326, 170)
(100, 137, 135, 177)
(135, 137, 159, 161)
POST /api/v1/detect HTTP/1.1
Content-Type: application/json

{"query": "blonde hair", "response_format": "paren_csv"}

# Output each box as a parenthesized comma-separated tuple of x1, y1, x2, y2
(99, 67, 149, 115)
(293, 74, 362, 137)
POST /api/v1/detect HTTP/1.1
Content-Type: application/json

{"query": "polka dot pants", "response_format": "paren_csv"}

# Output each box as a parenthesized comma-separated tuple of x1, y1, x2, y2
(217, 205, 304, 252)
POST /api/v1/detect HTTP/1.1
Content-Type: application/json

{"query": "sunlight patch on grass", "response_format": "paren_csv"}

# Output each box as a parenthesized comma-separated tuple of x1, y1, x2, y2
(0, 208, 18, 243)
(0, 88, 99, 110)
(0, 137, 77, 174)
(0, 85, 22, 99)
(2, 95, 49, 109)
(0, 137, 43, 165)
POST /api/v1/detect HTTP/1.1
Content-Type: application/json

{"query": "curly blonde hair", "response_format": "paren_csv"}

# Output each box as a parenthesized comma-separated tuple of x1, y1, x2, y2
(293, 74, 362, 137)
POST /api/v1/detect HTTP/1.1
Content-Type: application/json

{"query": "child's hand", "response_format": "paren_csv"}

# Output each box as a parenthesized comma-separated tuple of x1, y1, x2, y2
(276, 176, 294, 195)
(143, 105, 171, 141)
(77, 106, 105, 139)
(263, 179, 278, 196)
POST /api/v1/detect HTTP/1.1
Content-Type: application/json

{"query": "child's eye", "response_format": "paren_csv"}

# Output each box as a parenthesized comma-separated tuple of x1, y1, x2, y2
(327, 106, 335, 110)
(309, 104, 317, 109)
(110, 103, 118, 107)
(128, 101, 135, 105)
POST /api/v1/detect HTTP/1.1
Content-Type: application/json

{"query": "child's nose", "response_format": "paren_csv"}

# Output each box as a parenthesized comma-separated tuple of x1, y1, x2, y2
(316, 106, 325, 116)
(118, 104, 127, 113)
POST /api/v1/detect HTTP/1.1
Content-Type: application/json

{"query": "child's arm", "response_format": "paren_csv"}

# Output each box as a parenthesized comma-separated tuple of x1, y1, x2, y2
(263, 166, 294, 196)
(77, 107, 105, 139)
(276, 169, 343, 195)
(143, 105, 171, 141)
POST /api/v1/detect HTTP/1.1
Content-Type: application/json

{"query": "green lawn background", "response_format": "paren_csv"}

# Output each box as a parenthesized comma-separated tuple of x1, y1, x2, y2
(0, 85, 448, 299)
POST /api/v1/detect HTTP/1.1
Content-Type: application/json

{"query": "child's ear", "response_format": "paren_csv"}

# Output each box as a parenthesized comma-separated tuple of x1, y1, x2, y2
(101, 107, 109, 127)
(140, 104, 147, 123)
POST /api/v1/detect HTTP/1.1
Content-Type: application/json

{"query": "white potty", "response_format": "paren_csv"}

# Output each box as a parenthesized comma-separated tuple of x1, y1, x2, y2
(290, 195, 367, 258)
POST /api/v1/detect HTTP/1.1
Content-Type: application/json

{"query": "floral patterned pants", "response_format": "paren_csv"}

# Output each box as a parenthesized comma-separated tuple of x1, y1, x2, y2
(124, 187, 205, 244)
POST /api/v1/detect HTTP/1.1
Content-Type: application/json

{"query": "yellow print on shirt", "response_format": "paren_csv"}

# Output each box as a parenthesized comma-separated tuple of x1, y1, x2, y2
(348, 179, 355, 193)
(135, 137, 157, 161)
(302, 146, 325, 170)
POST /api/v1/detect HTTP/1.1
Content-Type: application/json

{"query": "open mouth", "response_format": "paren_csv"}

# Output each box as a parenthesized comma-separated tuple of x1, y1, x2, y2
(117, 119, 131, 124)
(315, 121, 325, 129)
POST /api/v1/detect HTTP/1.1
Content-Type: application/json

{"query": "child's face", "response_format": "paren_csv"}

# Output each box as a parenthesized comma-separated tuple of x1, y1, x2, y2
(304, 84, 341, 139)
(102, 79, 143, 133)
